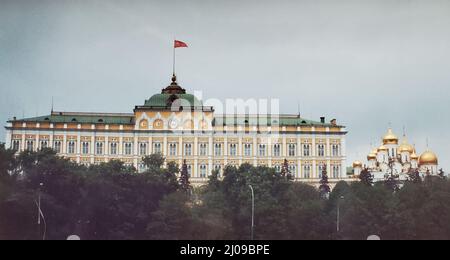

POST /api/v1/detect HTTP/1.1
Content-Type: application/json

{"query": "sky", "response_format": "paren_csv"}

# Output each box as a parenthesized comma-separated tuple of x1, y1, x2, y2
(1, 0, 449, 169)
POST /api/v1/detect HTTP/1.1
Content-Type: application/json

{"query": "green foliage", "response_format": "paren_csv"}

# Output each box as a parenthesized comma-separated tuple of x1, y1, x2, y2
(0, 147, 449, 240)
(359, 168, 373, 186)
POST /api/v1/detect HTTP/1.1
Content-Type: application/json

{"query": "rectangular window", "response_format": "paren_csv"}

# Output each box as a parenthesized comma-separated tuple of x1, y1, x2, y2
(200, 165, 207, 178)
(40, 141, 48, 149)
(318, 144, 325, 157)
(13, 140, 20, 151)
(54, 141, 61, 153)
(199, 143, 207, 156)
(303, 144, 310, 157)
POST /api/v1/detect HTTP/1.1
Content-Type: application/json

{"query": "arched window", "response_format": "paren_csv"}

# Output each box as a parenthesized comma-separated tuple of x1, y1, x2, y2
(303, 144, 310, 157)
(12, 140, 20, 151)
(274, 165, 282, 173)
(40, 141, 48, 149)
(244, 144, 252, 157)
(153, 142, 161, 154)
(199, 165, 207, 178)
(67, 141, 75, 154)
(184, 143, 192, 156)
(289, 164, 297, 177)
(82, 142, 90, 154)
(169, 143, 177, 156)
(199, 143, 207, 156)
(288, 144, 296, 157)
(124, 143, 133, 155)
(332, 144, 340, 157)
(54, 141, 62, 153)
(259, 144, 267, 157)
(214, 143, 222, 156)
(96, 142, 103, 155)
(139, 143, 147, 156)
(318, 164, 326, 178)
(229, 144, 237, 156)
(273, 144, 281, 157)
(303, 165, 311, 179)
(110, 143, 118, 155)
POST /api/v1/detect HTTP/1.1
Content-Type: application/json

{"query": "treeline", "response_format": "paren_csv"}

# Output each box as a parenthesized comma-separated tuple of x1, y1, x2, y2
(1, 144, 450, 240)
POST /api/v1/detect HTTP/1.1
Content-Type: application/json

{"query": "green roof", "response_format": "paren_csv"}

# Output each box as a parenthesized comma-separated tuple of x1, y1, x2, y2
(213, 116, 339, 127)
(143, 94, 203, 107)
(13, 112, 135, 125)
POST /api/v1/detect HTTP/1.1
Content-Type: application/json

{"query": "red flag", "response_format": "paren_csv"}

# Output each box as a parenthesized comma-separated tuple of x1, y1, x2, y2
(174, 40, 188, 48)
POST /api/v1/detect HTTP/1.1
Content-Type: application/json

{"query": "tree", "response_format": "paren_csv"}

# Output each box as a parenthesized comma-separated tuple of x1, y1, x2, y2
(359, 168, 373, 186)
(142, 153, 165, 169)
(408, 168, 422, 184)
(281, 159, 292, 180)
(438, 169, 446, 179)
(179, 160, 191, 195)
(319, 167, 330, 199)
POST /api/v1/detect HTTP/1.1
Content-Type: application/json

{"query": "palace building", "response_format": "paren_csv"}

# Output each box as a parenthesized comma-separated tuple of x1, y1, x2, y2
(352, 128, 441, 182)
(5, 75, 348, 185)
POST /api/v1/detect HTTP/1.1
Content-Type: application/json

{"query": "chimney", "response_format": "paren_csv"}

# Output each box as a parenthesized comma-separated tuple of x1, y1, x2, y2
(13, 116, 17, 121)
(320, 117, 325, 124)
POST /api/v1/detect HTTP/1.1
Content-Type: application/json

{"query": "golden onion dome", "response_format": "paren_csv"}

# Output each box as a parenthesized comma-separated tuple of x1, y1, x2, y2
(378, 145, 388, 152)
(398, 137, 414, 154)
(383, 128, 399, 145)
(353, 161, 363, 168)
(419, 150, 438, 165)
(411, 150, 419, 160)
(367, 149, 377, 160)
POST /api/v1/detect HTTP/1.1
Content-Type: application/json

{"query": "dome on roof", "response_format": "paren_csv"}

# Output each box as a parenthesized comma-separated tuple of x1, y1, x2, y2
(383, 128, 399, 145)
(419, 150, 438, 166)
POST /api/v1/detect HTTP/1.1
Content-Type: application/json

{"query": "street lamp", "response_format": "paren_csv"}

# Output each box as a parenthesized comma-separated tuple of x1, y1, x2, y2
(337, 195, 344, 233)
(248, 185, 255, 241)
(36, 182, 47, 240)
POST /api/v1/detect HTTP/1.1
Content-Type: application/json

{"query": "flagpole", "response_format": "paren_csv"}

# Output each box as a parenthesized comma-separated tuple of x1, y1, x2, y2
(173, 40, 176, 76)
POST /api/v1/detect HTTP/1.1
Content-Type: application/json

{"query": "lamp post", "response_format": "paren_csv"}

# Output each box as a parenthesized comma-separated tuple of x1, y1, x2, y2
(249, 185, 255, 240)
(337, 195, 344, 233)
(36, 182, 46, 240)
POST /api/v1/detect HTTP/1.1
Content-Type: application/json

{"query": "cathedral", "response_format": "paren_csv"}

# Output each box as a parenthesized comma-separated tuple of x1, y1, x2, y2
(352, 128, 440, 182)
(4, 74, 349, 186)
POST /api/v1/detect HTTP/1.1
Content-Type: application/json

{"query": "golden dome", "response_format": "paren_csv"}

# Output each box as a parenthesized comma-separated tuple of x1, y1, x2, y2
(353, 161, 363, 168)
(411, 151, 419, 160)
(383, 128, 399, 145)
(378, 145, 388, 152)
(419, 150, 438, 165)
(367, 149, 377, 160)
(398, 137, 414, 154)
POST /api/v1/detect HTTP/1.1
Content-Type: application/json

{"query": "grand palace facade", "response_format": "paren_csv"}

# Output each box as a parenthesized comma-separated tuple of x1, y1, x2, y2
(4, 75, 348, 185)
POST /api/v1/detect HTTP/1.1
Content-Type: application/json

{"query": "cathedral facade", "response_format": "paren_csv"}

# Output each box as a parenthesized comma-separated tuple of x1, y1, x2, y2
(352, 128, 440, 182)
(5, 75, 349, 185)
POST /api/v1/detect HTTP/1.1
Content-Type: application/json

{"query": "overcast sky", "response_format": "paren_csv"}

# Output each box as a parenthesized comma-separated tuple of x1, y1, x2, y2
(1, 0, 449, 169)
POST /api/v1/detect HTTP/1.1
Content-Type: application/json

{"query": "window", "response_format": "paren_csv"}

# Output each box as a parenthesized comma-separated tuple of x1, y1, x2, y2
(259, 144, 266, 157)
(289, 165, 297, 178)
(303, 144, 310, 157)
(214, 143, 222, 156)
(12, 140, 20, 151)
(68, 141, 75, 154)
(110, 143, 118, 155)
(303, 165, 311, 179)
(187, 165, 192, 177)
(244, 144, 252, 157)
(40, 141, 48, 149)
(273, 144, 281, 157)
(26, 140, 34, 151)
(139, 143, 147, 156)
(124, 143, 133, 155)
(318, 144, 325, 157)
(96, 142, 103, 155)
(332, 144, 340, 157)
(153, 142, 161, 154)
(184, 143, 192, 156)
(54, 141, 62, 153)
(214, 164, 222, 177)
(199, 143, 207, 156)
(274, 165, 282, 173)
(82, 142, 90, 154)
(199, 165, 207, 178)
(169, 143, 177, 156)
(288, 144, 296, 157)
(332, 166, 340, 179)
(229, 144, 237, 156)
(318, 164, 326, 178)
